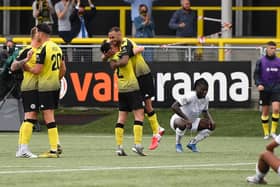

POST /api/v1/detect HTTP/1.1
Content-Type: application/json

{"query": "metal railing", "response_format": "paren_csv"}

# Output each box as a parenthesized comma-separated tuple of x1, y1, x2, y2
(1, 37, 277, 61)
(33, 44, 262, 63)
(1, 5, 280, 37)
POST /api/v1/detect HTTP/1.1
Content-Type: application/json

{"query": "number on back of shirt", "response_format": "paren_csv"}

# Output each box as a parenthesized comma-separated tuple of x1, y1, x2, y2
(51, 53, 62, 71)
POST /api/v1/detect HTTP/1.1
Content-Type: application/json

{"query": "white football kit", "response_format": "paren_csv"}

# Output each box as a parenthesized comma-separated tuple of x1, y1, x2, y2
(170, 91, 209, 132)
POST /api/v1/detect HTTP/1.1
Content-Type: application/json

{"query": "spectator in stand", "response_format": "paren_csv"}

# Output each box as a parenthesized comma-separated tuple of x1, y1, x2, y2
(134, 4, 154, 63)
(32, 0, 55, 29)
(168, 0, 197, 37)
(123, 0, 158, 37)
(168, 0, 197, 61)
(0, 39, 17, 65)
(55, 0, 74, 43)
(70, 0, 96, 62)
(70, 0, 96, 39)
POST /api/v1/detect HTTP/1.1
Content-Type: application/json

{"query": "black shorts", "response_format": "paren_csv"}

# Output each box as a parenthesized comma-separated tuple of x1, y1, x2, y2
(137, 73, 155, 99)
(22, 90, 39, 112)
(118, 91, 144, 112)
(259, 91, 280, 105)
(39, 90, 60, 110)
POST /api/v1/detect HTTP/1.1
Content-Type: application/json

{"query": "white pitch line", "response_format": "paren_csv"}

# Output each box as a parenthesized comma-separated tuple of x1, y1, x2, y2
(0, 162, 256, 175)
(0, 165, 56, 168)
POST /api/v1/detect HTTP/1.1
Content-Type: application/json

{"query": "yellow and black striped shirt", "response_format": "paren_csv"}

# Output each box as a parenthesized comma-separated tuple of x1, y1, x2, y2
(36, 40, 63, 92)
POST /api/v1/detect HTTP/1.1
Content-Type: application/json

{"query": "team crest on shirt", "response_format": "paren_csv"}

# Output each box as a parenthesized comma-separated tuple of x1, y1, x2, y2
(30, 104, 36, 110)
(59, 76, 68, 100)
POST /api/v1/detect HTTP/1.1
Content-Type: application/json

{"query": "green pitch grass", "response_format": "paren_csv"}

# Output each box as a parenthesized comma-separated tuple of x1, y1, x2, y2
(53, 108, 264, 137)
(0, 134, 280, 187)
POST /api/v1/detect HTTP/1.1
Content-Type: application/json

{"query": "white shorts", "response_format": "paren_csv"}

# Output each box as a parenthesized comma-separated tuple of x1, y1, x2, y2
(170, 114, 200, 133)
(278, 166, 280, 176)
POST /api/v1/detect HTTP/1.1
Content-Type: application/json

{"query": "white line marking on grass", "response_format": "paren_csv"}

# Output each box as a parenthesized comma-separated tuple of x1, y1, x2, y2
(0, 166, 56, 168)
(0, 162, 256, 175)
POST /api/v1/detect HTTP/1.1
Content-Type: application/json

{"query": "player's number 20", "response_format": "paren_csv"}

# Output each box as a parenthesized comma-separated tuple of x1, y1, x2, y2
(51, 53, 62, 71)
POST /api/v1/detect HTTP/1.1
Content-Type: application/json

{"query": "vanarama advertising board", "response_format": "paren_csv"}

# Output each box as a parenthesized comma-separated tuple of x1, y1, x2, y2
(60, 61, 251, 108)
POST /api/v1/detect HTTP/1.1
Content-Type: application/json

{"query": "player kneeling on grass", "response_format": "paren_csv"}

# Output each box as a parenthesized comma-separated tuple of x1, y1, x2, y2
(247, 134, 280, 184)
(169, 78, 215, 153)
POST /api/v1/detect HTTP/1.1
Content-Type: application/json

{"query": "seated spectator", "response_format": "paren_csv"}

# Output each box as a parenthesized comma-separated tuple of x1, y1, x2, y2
(55, 0, 74, 43)
(134, 4, 154, 63)
(32, 0, 55, 30)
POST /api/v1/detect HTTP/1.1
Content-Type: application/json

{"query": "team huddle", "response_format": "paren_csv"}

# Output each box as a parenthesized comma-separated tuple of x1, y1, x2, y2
(8, 23, 280, 184)
(10, 23, 66, 158)
(100, 26, 215, 156)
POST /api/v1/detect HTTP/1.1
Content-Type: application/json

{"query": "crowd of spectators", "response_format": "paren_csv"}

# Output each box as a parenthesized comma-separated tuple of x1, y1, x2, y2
(30, 0, 198, 43)
(29, 0, 198, 63)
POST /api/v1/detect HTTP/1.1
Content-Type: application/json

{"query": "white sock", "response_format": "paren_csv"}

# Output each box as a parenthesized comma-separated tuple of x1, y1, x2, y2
(176, 134, 183, 144)
(255, 163, 266, 180)
(176, 128, 186, 136)
(175, 128, 185, 144)
(189, 129, 212, 144)
(20, 144, 28, 152)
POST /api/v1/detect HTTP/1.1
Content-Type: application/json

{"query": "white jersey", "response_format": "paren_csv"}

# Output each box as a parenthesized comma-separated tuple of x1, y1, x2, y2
(177, 91, 209, 122)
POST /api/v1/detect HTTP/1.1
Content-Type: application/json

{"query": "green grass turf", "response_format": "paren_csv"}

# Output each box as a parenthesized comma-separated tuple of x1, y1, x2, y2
(51, 108, 264, 137)
(0, 134, 280, 187)
(1, 108, 279, 186)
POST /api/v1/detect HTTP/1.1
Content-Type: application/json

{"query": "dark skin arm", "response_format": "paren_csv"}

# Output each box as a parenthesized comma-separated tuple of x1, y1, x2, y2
(202, 110, 215, 125)
(102, 49, 115, 62)
(59, 59, 66, 80)
(171, 101, 191, 123)
(110, 55, 129, 70)
(266, 140, 279, 153)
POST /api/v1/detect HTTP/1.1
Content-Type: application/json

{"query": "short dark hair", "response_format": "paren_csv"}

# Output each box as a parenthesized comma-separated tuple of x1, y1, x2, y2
(267, 41, 276, 46)
(37, 23, 52, 35)
(139, 4, 148, 11)
(109, 26, 121, 33)
(194, 78, 208, 89)
(100, 40, 111, 54)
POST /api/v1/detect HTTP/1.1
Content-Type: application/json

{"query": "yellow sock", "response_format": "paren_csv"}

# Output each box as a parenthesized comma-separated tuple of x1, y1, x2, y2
(147, 112, 159, 135)
(18, 123, 24, 145)
(19, 121, 34, 145)
(271, 113, 279, 134)
(47, 123, 59, 151)
(261, 115, 269, 136)
(133, 122, 143, 145)
(115, 123, 124, 146)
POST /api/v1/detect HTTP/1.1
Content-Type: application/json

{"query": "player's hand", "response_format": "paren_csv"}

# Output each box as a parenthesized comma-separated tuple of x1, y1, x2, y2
(182, 119, 192, 129)
(23, 63, 30, 72)
(104, 49, 115, 58)
(109, 60, 118, 70)
(26, 49, 34, 61)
